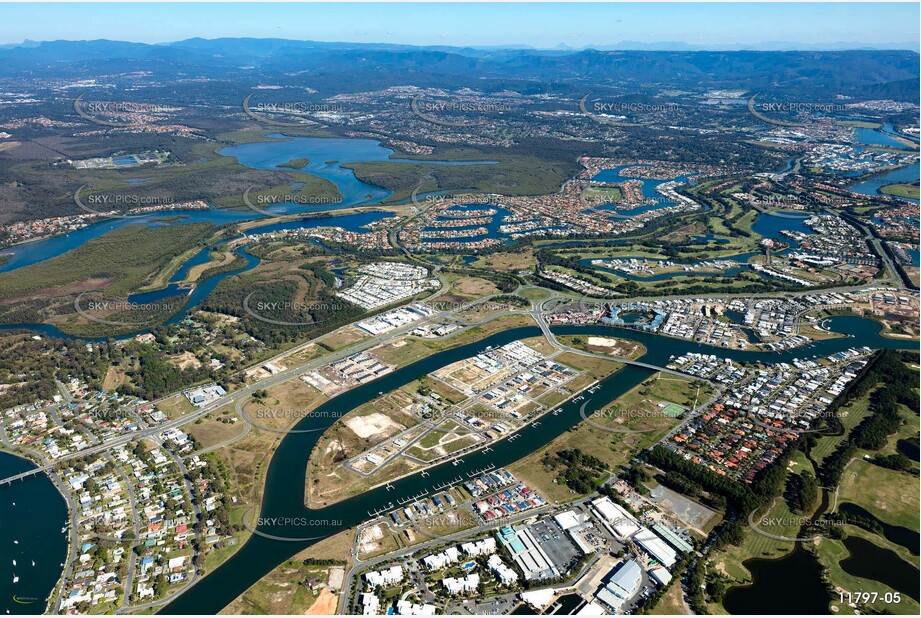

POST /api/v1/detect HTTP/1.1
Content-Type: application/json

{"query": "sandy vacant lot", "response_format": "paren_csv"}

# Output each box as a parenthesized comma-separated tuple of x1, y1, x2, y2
(345, 412, 404, 439)
(305, 588, 338, 615)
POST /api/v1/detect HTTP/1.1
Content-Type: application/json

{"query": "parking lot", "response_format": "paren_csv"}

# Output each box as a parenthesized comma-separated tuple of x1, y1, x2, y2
(527, 519, 580, 573)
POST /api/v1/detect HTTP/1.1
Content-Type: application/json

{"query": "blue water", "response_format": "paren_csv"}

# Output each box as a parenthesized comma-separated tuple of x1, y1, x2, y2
(848, 162, 920, 204)
(750, 212, 812, 249)
(219, 136, 391, 207)
(853, 127, 911, 149)
(219, 135, 497, 210)
(418, 203, 565, 245)
(421, 203, 509, 244)
(0, 452, 68, 614)
(1, 211, 393, 340)
(589, 165, 697, 217)
(910, 249, 920, 267)
(0, 137, 495, 273)
(245, 211, 392, 238)
(581, 212, 803, 280)
(0, 207, 255, 274)
(879, 123, 920, 144)
(0, 247, 259, 341)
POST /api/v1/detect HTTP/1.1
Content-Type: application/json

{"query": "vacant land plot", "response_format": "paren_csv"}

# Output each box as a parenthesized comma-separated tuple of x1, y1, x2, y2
(648, 485, 717, 531)
(345, 412, 405, 440)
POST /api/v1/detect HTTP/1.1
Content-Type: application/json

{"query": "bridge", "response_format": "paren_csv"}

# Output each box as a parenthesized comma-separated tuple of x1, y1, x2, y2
(0, 464, 52, 486)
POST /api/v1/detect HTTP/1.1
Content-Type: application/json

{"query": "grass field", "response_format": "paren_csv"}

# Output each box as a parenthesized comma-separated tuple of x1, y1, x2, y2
(708, 449, 814, 590)
(808, 387, 877, 465)
(881, 182, 920, 199)
(652, 578, 688, 614)
(157, 393, 197, 419)
(582, 185, 624, 202)
(471, 248, 535, 272)
(837, 456, 919, 530)
(187, 412, 248, 450)
(508, 372, 700, 504)
(816, 526, 920, 616)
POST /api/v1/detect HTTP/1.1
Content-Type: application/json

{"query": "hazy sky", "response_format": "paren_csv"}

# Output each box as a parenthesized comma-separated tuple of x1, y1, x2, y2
(1, 2, 918, 49)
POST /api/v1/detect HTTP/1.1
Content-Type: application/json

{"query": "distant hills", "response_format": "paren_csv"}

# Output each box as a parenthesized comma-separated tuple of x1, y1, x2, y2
(0, 38, 916, 102)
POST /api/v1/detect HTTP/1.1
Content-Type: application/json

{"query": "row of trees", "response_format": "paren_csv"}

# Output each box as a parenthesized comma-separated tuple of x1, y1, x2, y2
(820, 350, 918, 486)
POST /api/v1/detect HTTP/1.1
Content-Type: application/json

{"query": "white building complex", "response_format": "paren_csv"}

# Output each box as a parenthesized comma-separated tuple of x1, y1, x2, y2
(339, 262, 439, 310)
(633, 527, 677, 568)
(595, 560, 642, 612)
(364, 565, 404, 588)
(590, 496, 641, 539)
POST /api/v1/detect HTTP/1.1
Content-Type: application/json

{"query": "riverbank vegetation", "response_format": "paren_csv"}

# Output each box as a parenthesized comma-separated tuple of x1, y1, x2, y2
(342, 153, 582, 203)
(0, 223, 214, 299)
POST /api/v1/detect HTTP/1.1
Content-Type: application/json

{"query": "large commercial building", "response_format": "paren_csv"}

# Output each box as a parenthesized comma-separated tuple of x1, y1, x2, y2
(595, 560, 642, 612)
(590, 496, 641, 539)
(497, 525, 559, 580)
(634, 528, 677, 568)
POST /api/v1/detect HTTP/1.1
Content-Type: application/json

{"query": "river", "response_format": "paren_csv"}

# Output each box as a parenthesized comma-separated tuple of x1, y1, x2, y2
(0, 452, 69, 615)
(157, 315, 916, 614)
(0, 211, 393, 340)
(847, 162, 920, 205)
(0, 133, 490, 273)
(217, 134, 497, 209)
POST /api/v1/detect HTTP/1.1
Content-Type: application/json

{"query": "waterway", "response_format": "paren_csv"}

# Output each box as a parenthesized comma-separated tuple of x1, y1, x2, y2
(218, 135, 497, 210)
(0, 451, 69, 615)
(721, 545, 830, 615)
(589, 165, 698, 217)
(839, 536, 920, 600)
(0, 207, 255, 274)
(579, 211, 808, 281)
(0, 211, 393, 340)
(838, 502, 919, 555)
(847, 162, 920, 205)
(158, 315, 916, 614)
(0, 134, 483, 273)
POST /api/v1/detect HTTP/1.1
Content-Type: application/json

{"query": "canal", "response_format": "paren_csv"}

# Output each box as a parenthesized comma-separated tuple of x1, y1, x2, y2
(0, 452, 69, 615)
(158, 316, 916, 614)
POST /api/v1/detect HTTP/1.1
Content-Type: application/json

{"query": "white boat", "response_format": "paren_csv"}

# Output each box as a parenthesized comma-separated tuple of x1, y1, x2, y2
(12, 540, 17, 544)
(12, 575, 18, 583)
(11, 560, 15, 566)
(31, 560, 35, 567)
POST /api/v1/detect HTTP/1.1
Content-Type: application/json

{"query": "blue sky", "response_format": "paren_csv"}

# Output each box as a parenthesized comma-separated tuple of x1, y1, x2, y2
(0, 2, 918, 49)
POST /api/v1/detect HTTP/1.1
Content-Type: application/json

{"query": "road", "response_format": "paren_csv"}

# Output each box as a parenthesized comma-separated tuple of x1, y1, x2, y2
(1, 243, 912, 614)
